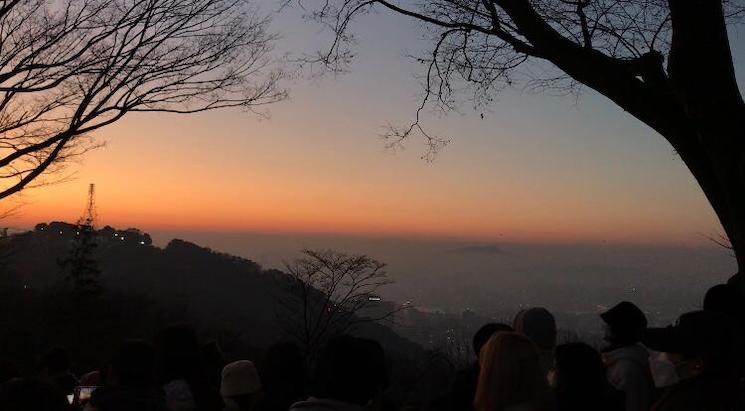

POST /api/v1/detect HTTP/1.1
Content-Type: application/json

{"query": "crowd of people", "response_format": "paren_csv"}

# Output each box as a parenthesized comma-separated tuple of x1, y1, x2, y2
(1, 282, 743, 411)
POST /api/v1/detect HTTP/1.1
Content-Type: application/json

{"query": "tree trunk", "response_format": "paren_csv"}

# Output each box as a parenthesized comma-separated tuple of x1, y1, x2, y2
(670, 123, 745, 295)
(666, 0, 745, 293)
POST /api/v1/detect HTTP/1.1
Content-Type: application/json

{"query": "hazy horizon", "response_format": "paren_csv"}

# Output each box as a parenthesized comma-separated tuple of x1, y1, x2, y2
(151, 228, 735, 325)
(26, 225, 724, 324)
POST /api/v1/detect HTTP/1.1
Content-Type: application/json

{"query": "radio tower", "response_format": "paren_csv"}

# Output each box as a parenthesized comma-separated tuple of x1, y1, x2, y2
(79, 183, 97, 228)
(63, 182, 101, 298)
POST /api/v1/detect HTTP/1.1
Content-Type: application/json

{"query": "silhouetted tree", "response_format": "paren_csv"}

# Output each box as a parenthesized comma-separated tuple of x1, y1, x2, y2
(0, 0, 286, 199)
(278, 249, 395, 356)
(287, 0, 745, 291)
(59, 223, 101, 299)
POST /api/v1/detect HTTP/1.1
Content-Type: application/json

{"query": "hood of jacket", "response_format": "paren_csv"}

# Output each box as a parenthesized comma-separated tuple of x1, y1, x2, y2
(603, 343, 650, 368)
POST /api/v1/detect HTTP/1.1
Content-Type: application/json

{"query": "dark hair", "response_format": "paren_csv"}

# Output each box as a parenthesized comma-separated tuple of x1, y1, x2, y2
(259, 342, 306, 411)
(703, 284, 739, 316)
(311, 336, 387, 406)
(0, 378, 69, 411)
(601, 302, 647, 347)
(473, 323, 513, 358)
(474, 332, 547, 411)
(554, 343, 619, 411)
(513, 308, 557, 350)
(555, 343, 607, 393)
(113, 340, 156, 388)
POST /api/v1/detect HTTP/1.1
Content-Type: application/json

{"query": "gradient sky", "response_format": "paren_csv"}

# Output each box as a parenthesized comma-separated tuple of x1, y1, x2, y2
(5, 4, 745, 246)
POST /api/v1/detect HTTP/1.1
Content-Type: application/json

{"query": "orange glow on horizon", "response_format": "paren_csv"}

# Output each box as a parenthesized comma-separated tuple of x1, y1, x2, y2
(6, 174, 719, 247)
(0, 85, 726, 248)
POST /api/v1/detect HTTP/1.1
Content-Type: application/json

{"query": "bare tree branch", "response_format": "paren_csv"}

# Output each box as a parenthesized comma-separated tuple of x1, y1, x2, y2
(276, 248, 401, 357)
(283, 0, 737, 156)
(0, 0, 287, 200)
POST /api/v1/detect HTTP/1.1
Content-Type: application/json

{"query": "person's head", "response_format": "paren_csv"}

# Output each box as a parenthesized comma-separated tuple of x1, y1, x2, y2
(703, 284, 739, 316)
(311, 336, 387, 406)
(473, 323, 513, 359)
(221, 360, 261, 410)
(601, 301, 647, 347)
(552, 343, 607, 392)
(112, 340, 156, 389)
(259, 342, 306, 406)
(0, 378, 69, 411)
(644, 310, 744, 381)
(474, 332, 547, 411)
(38, 346, 71, 376)
(513, 308, 556, 351)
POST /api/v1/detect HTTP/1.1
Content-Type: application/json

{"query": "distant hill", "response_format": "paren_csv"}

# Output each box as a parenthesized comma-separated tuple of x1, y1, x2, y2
(0, 223, 460, 406)
(1, 221, 424, 358)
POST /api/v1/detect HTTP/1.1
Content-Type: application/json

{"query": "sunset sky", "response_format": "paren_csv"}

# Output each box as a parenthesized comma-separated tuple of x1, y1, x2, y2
(5, 3, 744, 246)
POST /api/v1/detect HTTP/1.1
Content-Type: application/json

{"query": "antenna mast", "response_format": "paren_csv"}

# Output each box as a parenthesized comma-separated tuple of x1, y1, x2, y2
(80, 183, 97, 228)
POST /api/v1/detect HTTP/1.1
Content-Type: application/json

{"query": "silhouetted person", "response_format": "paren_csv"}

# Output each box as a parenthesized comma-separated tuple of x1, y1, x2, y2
(38, 346, 78, 397)
(255, 342, 306, 411)
(289, 335, 387, 411)
(160, 325, 223, 411)
(600, 302, 654, 411)
(645, 310, 745, 411)
(220, 361, 261, 411)
(513, 308, 556, 376)
(703, 283, 745, 335)
(704, 284, 738, 314)
(440, 323, 513, 411)
(702, 282, 745, 390)
(87, 340, 168, 411)
(551, 343, 624, 411)
(356, 339, 389, 411)
(474, 332, 548, 411)
(0, 378, 69, 411)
